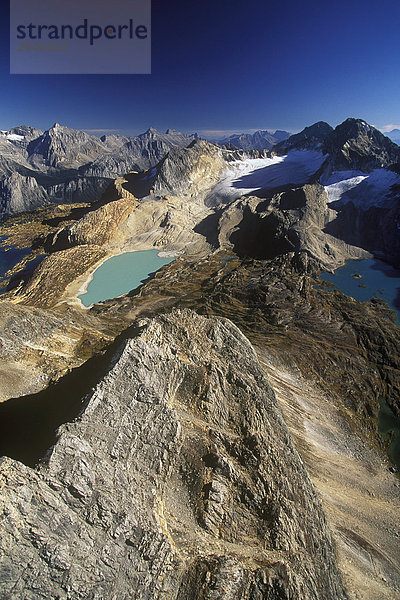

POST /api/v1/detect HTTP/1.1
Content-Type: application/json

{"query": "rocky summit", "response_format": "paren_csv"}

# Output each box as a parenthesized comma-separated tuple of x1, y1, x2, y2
(0, 116, 399, 600)
(0, 310, 346, 600)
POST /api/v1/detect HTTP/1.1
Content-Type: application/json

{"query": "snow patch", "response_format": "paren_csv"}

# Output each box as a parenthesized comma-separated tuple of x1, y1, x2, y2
(206, 149, 326, 205)
(324, 169, 400, 209)
(6, 134, 25, 141)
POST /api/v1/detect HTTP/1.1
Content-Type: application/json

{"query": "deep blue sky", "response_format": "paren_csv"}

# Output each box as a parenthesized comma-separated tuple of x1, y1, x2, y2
(1, 0, 400, 137)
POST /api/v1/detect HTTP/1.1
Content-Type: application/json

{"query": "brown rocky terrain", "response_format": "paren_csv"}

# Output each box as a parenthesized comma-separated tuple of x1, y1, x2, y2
(0, 125, 399, 599)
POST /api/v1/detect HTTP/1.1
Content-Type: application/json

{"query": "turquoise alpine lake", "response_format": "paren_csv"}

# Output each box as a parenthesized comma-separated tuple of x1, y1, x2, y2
(78, 250, 174, 307)
(320, 258, 400, 323)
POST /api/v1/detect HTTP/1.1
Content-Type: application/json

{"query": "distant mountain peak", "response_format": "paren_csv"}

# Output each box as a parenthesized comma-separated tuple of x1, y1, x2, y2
(326, 118, 388, 145)
(385, 128, 400, 146)
(218, 129, 291, 151)
(333, 117, 373, 135)
(322, 118, 400, 170)
(273, 121, 333, 153)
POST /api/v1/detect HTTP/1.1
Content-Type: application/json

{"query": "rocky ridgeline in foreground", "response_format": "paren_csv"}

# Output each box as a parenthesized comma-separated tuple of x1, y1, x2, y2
(0, 310, 346, 600)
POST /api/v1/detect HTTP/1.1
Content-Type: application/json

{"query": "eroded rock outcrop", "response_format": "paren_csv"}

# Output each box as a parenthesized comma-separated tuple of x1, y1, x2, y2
(47, 195, 136, 252)
(153, 140, 226, 200)
(217, 183, 369, 269)
(0, 310, 346, 600)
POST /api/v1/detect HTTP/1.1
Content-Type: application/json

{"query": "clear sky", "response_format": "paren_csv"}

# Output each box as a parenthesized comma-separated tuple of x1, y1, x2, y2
(1, 0, 400, 137)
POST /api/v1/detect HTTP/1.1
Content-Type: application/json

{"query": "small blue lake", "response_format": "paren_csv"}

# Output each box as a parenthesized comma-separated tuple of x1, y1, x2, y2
(78, 250, 174, 307)
(320, 258, 400, 323)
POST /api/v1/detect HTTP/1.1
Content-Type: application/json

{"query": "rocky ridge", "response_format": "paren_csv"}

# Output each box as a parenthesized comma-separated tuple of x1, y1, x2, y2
(0, 248, 399, 597)
(322, 118, 400, 171)
(0, 125, 198, 218)
(219, 129, 290, 151)
(0, 310, 347, 600)
(216, 183, 370, 269)
(273, 121, 333, 154)
(81, 127, 197, 179)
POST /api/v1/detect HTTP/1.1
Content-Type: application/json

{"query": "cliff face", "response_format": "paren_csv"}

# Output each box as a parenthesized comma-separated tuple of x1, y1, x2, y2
(0, 310, 346, 600)
(217, 183, 369, 269)
(322, 118, 400, 171)
(0, 125, 197, 218)
(47, 195, 136, 252)
(153, 140, 226, 199)
(324, 190, 400, 267)
(273, 121, 333, 154)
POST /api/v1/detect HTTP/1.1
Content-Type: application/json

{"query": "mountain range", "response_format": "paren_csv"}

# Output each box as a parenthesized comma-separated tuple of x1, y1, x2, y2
(0, 124, 197, 216)
(386, 128, 400, 144)
(0, 116, 399, 599)
(218, 129, 290, 150)
(2, 119, 399, 219)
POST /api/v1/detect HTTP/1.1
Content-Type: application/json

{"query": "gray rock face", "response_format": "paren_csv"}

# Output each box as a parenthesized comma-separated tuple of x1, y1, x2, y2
(273, 121, 333, 153)
(322, 118, 400, 171)
(0, 125, 197, 217)
(0, 172, 111, 216)
(0, 171, 51, 214)
(0, 136, 34, 175)
(26, 123, 108, 170)
(0, 125, 111, 217)
(0, 310, 346, 600)
(81, 128, 197, 179)
(153, 140, 226, 199)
